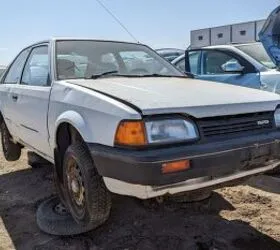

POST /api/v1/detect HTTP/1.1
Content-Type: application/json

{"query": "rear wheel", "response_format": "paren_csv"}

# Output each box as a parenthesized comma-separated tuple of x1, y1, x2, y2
(1, 122, 21, 161)
(62, 143, 111, 227)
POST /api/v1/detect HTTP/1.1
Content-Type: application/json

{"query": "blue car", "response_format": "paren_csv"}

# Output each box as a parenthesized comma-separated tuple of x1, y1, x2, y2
(172, 6, 280, 94)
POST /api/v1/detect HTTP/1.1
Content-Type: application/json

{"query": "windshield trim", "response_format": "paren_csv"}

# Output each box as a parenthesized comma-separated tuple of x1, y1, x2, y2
(54, 40, 184, 81)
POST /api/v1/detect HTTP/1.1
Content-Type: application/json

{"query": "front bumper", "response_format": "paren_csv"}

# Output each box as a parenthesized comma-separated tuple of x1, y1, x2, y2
(88, 132, 280, 188)
(102, 162, 279, 199)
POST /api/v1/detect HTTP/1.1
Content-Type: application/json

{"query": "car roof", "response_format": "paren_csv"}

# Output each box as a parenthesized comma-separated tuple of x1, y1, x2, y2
(28, 37, 143, 47)
(197, 42, 260, 50)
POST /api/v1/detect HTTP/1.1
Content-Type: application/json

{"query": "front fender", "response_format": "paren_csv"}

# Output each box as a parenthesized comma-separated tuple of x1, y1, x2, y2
(53, 110, 91, 147)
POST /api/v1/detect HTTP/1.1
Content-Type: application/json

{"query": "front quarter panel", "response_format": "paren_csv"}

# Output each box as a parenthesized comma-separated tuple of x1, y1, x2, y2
(48, 81, 141, 151)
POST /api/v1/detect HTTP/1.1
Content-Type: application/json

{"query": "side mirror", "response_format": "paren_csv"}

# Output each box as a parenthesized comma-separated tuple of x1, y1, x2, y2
(221, 61, 244, 73)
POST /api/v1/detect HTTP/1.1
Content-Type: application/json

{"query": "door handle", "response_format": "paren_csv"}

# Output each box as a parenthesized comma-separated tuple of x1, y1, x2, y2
(12, 95, 18, 101)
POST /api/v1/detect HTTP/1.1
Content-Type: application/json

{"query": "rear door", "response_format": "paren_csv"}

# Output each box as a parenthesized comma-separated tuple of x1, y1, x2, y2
(186, 49, 261, 88)
(259, 6, 280, 68)
(12, 44, 52, 157)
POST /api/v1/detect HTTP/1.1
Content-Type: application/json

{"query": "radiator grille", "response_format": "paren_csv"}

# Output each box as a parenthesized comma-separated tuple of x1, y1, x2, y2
(198, 112, 275, 138)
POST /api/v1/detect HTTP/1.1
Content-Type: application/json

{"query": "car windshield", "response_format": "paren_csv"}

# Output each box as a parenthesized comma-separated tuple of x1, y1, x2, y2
(55, 40, 183, 80)
(236, 43, 276, 69)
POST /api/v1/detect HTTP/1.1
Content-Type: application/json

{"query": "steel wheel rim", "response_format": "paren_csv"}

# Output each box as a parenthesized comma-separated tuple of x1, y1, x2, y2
(66, 156, 86, 219)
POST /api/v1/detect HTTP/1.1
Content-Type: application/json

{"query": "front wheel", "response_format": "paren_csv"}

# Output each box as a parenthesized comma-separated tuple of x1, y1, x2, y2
(62, 143, 111, 227)
(1, 122, 21, 161)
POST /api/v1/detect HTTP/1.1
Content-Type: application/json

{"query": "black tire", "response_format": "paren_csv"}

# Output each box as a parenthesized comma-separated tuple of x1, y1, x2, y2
(1, 122, 21, 161)
(27, 151, 51, 168)
(54, 165, 68, 207)
(62, 143, 111, 227)
(36, 196, 99, 235)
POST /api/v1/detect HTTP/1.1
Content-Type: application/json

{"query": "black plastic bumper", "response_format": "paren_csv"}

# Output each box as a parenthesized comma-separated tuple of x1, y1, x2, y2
(88, 132, 280, 186)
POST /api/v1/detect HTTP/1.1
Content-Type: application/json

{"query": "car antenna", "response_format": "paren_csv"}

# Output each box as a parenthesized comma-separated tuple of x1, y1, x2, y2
(95, 0, 139, 43)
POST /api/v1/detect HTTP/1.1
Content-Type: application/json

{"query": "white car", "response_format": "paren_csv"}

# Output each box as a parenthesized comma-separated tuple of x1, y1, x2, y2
(1, 38, 280, 235)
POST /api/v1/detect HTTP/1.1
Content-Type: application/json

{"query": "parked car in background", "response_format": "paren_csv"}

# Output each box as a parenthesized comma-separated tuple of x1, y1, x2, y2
(173, 7, 280, 94)
(156, 48, 184, 62)
(1, 38, 280, 236)
(172, 42, 280, 92)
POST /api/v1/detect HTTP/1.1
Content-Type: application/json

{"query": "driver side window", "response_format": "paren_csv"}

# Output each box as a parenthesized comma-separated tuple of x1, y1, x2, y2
(202, 50, 241, 75)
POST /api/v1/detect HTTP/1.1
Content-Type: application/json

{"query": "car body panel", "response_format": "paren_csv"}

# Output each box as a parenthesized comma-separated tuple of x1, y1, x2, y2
(0, 84, 19, 137)
(196, 72, 260, 89)
(67, 77, 280, 117)
(12, 85, 52, 156)
(48, 80, 141, 152)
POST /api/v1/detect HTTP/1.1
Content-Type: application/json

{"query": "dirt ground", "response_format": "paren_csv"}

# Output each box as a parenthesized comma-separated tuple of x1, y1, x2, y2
(1, 149, 280, 250)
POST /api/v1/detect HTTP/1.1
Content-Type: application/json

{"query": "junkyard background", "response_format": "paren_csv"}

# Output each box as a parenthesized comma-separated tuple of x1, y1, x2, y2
(1, 148, 280, 250)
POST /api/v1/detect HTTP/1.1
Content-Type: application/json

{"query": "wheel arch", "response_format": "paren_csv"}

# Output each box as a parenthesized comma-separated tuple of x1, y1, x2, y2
(54, 110, 91, 147)
(53, 111, 91, 181)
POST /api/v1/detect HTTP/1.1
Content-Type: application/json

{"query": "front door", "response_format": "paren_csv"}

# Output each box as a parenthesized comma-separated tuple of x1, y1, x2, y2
(186, 49, 261, 89)
(0, 48, 30, 139)
(12, 44, 52, 157)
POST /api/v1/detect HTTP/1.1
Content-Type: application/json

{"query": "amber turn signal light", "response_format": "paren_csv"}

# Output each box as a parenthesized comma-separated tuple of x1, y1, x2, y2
(162, 160, 190, 174)
(114, 120, 147, 146)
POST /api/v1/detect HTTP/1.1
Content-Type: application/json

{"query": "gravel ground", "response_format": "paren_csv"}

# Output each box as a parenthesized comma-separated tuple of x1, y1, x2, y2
(1, 149, 280, 250)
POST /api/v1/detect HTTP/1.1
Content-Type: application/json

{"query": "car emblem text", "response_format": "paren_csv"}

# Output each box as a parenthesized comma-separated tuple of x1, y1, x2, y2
(257, 120, 270, 126)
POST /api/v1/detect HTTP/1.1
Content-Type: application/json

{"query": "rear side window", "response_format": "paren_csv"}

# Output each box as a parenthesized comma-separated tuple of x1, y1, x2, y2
(4, 49, 29, 84)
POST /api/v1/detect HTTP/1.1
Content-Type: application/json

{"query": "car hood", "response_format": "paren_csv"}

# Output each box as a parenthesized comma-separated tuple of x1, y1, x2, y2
(67, 77, 280, 118)
(259, 5, 280, 68)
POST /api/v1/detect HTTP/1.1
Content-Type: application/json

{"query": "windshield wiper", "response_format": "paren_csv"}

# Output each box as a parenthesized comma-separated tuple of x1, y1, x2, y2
(87, 70, 119, 79)
(139, 73, 193, 78)
(86, 72, 194, 79)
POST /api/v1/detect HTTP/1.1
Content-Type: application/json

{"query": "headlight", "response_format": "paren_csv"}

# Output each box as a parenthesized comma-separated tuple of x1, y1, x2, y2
(274, 108, 280, 127)
(145, 119, 198, 144)
(114, 118, 199, 146)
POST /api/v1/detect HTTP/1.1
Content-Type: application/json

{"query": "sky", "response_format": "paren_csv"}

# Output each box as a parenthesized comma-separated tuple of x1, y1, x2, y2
(0, 0, 279, 65)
